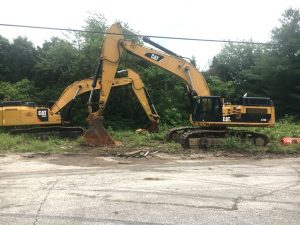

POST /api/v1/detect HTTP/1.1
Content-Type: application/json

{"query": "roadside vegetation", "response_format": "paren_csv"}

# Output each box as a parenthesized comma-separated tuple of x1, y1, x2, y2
(0, 117, 299, 155)
(0, 125, 181, 154)
(0, 132, 76, 153)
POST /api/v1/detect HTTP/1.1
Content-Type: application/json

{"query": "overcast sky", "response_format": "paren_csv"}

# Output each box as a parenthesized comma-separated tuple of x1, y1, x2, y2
(1, 0, 299, 69)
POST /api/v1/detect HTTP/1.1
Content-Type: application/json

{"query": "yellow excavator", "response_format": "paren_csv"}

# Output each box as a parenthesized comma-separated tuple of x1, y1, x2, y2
(83, 23, 275, 148)
(0, 69, 159, 136)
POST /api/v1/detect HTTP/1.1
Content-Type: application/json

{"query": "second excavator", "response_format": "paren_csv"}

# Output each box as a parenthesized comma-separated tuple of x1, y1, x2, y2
(1, 69, 159, 137)
(84, 23, 275, 148)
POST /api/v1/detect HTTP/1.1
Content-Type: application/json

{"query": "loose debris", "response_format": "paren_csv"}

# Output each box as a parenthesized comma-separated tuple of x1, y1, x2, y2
(117, 149, 159, 158)
(144, 177, 162, 181)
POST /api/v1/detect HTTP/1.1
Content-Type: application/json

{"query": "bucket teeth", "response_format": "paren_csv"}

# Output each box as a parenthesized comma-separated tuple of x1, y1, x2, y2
(83, 118, 115, 146)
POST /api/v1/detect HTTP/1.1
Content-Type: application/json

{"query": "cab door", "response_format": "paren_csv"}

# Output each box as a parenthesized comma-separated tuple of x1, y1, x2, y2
(192, 96, 222, 122)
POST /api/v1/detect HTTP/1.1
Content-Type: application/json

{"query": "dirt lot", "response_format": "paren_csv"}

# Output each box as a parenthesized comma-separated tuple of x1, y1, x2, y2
(14, 145, 300, 167)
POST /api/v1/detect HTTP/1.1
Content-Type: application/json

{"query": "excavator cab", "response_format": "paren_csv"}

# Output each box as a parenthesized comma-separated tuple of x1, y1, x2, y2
(192, 96, 223, 122)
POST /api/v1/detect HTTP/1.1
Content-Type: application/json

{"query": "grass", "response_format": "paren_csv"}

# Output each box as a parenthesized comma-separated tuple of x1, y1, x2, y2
(218, 136, 300, 154)
(250, 116, 300, 140)
(216, 117, 300, 154)
(0, 117, 299, 155)
(0, 132, 76, 153)
(0, 126, 181, 154)
(266, 142, 300, 154)
(220, 137, 253, 152)
(108, 126, 181, 153)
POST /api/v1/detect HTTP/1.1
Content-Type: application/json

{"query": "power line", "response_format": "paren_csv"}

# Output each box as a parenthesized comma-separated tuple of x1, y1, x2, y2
(0, 23, 299, 47)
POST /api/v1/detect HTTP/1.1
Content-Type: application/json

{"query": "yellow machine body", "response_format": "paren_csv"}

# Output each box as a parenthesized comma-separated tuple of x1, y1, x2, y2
(0, 103, 61, 126)
(192, 103, 275, 127)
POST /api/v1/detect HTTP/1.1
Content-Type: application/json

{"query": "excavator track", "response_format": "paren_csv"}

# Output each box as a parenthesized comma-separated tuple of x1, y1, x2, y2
(166, 126, 226, 143)
(180, 129, 270, 149)
(10, 126, 85, 139)
(166, 126, 201, 142)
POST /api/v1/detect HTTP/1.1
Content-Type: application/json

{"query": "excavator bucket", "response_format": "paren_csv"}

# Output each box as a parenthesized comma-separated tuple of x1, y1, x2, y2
(83, 118, 116, 146)
(147, 122, 159, 133)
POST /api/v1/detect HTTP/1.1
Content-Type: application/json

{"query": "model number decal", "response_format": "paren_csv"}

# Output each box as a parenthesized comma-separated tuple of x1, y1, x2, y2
(145, 53, 164, 62)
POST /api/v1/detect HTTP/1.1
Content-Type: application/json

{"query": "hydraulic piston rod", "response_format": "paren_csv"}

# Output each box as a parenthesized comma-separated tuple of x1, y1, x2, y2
(142, 36, 179, 57)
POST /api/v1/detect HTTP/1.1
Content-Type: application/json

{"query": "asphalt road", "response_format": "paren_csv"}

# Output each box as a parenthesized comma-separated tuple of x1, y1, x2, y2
(0, 155, 299, 225)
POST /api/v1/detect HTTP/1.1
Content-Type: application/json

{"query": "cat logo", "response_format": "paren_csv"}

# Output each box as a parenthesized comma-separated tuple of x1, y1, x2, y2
(223, 116, 231, 122)
(37, 109, 49, 122)
(145, 53, 164, 62)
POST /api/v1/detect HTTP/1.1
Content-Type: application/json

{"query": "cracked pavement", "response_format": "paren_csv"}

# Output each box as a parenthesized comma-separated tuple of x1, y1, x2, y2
(0, 155, 299, 225)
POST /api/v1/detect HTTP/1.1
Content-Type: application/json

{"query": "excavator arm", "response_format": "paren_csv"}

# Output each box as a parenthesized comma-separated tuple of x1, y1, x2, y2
(50, 77, 132, 115)
(49, 70, 159, 136)
(125, 69, 160, 132)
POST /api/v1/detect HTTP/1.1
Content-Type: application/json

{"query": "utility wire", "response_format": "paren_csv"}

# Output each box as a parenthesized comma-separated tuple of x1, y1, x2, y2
(1, 23, 299, 47)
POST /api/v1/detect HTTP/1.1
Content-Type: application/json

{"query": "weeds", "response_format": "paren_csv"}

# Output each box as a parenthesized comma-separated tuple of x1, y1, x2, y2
(108, 126, 181, 152)
(0, 132, 75, 153)
(220, 137, 253, 152)
(250, 116, 300, 140)
(0, 117, 299, 154)
(109, 129, 165, 148)
(266, 142, 300, 154)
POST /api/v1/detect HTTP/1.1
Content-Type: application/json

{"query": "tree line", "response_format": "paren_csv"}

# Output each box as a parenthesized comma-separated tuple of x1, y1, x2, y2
(0, 9, 299, 129)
